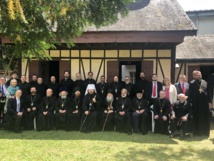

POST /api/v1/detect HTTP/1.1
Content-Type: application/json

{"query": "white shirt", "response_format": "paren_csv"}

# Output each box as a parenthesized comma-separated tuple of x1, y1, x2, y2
(16, 97, 21, 112)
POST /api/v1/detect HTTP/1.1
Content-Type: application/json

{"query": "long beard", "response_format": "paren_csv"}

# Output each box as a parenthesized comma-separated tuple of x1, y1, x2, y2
(107, 97, 113, 103)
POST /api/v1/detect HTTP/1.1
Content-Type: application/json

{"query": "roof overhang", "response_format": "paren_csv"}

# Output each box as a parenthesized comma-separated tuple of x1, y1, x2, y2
(1, 30, 197, 44)
(74, 30, 197, 44)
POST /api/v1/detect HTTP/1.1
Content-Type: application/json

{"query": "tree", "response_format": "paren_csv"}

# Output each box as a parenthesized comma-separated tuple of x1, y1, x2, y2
(0, 0, 133, 75)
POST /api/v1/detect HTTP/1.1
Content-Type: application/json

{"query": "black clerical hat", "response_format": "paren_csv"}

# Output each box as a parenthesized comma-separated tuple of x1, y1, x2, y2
(136, 89, 144, 94)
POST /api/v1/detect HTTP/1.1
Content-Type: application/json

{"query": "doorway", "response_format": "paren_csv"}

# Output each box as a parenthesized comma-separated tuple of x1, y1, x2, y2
(119, 61, 141, 83)
(39, 61, 59, 84)
(200, 66, 214, 81)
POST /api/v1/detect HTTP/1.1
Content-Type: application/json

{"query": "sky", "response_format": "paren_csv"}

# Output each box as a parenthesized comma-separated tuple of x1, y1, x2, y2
(177, 0, 214, 11)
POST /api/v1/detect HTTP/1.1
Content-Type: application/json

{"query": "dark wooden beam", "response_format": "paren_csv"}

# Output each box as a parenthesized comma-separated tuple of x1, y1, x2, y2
(158, 59, 165, 78)
(171, 45, 176, 84)
(176, 63, 184, 83)
(96, 59, 104, 82)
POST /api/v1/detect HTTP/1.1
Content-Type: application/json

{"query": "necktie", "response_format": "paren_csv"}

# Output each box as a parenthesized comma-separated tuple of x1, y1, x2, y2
(182, 83, 186, 94)
(152, 82, 156, 97)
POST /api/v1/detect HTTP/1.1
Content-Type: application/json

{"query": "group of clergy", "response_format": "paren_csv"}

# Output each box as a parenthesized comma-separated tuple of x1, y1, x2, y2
(0, 70, 212, 139)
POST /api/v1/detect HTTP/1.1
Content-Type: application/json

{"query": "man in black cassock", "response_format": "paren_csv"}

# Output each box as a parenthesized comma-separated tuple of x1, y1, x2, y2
(66, 87, 82, 131)
(134, 72, 149, 99)
(35, 77, 47, 98)
(115, 88, 132, 135)
(59, 70, 74, 96)
(170, 94, 193, 139)
(83, 72, 96, 92)
(47, 76, 59, 98)
(80, 84, 99, 133)
(18, 75, 30, 99)
(122, 76, 134, 99)
(5, 90, 24, 133)
(132, 90, 150, 134)
(23, 86, 42, 130)
(73, 73, 84, 94)
(55, 91, 70, 130)
(96, 75, 109, 127)
(37, 88, 57, 131)
(189, 71, 212, 137)
(100, 92, 115, 131)
(96, 75, 109, 105)
(110, 76, 123, 100)
(153, 90, 170, 135)
(29, 74, 38, 87)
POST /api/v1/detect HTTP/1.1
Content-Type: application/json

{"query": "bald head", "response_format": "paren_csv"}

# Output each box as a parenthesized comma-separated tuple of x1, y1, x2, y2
(46, 88, 53, 97)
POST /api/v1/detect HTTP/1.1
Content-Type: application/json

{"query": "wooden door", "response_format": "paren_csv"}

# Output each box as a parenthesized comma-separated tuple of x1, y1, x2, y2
(28, 60, 39, 81)
(142, 61, 153, 81)
(107, 61, 119, 84)
(59, 60, 70, 81)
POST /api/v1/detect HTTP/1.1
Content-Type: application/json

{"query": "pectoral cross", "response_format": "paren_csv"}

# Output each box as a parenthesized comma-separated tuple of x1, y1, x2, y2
(199, 88, 202, 94)
(122, 105, 124, 109)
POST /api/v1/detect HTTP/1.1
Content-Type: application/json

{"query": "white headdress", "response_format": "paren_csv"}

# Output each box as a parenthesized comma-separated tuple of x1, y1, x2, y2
(85, 84, 97, 95)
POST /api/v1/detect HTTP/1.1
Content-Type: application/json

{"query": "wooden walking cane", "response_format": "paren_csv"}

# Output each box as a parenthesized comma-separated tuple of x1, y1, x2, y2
(102, 111, 109, 133)
(102, 99, 113, 133)
(78, 95, 96, 135)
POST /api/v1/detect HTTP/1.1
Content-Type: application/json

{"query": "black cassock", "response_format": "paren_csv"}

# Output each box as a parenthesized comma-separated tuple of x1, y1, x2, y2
(18, 82, 30, 99)
(153, 98, 170, 134)
(170, 101, 192, 135)
(37, 96, 57, 131)
(132, 97, 150, 134)
(122, 82, 134, 99)
(100, 99, 115, 131)
(189, 79, 211, 137)
(66, 96, 82, 131)
(109, 82, 123, 100)
(114, 96, 132, 134)
(47, 82, 59, 98)
(59, 78, 74, 96)
(23, 94, 42, 130)
(83, 78, 96, 92)
(96, 82, 109, 116)
(81, 93, 99, 132)
(134, 78, 149, 98)
(74, 80, 84, 94)
(35, 83, 47, 98)
(55, 97, 71, 130)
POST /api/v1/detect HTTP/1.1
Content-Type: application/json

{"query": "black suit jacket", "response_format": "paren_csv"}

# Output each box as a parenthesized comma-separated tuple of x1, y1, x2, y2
(174, 82, 189, 97)
(6, 97, 25, 122)
(146, 81, 163, 100)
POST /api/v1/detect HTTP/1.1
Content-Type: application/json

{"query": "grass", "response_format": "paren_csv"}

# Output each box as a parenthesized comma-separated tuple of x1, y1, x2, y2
(0, 123, 214, 161)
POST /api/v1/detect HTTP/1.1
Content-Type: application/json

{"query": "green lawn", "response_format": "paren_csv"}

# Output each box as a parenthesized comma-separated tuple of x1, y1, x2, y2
(0, 123, 214, 161)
